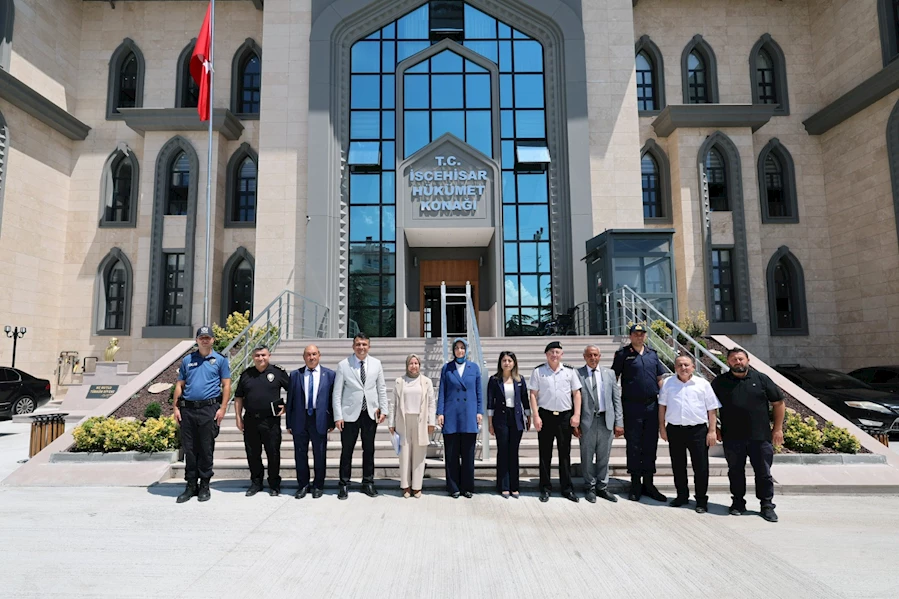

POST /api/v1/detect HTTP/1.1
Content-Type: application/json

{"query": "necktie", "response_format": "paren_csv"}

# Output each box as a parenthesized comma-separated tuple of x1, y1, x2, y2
(360, 360, 368, 413)
(591, 370, 599, 414)
(307, 369, 314, 416)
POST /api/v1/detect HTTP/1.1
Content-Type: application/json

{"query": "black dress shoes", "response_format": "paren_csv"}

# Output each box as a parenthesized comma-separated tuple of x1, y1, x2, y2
(362, 483, 378, 497)
(245, 481, 263, 497)
(312, 488, 323, 499)
(562, 491, 579, 503)
(450, 491, 461, 498)
(628, 488, 642, 502)
(597, 489, 618, 503)
(669, 496, 689, 508)
(338, 485, 349, 500)
(462, 491, 473, 499)
(295, 486, 308, 499)
(760, 506, 779, 522)
(642, 485, 667, 502)
(728, 504, 745, 516)
(584, 489, 597, 503)
(269, 487, 280, 497)
(539, 490, 550, 503)
(695, 505, 707, 514)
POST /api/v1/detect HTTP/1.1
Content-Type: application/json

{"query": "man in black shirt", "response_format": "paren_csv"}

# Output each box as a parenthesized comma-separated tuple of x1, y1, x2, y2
(711, 348, 785, 523)
(234, 346, 290, 497)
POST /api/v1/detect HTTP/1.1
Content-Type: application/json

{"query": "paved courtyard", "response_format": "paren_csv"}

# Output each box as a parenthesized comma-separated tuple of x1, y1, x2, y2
(1, 422, 898, 599)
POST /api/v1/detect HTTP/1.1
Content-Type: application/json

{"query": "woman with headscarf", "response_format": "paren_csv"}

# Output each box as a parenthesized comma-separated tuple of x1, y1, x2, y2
(487, 351, 530, 497)
(437, 338, 483, 498)
(388, 354, 436, 498)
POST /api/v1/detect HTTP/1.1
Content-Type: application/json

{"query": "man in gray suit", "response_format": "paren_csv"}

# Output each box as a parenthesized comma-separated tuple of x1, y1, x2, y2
(333, 332, 388, 499)
(576, 345, 623, 503)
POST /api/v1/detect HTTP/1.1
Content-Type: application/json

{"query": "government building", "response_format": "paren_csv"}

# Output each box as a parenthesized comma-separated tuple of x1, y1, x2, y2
(1, 0, 898, 387)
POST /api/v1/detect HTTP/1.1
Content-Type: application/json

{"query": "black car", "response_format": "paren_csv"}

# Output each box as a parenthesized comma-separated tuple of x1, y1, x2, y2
(774, 365, 899, 437)
(848, 366, 899, 394)
(0, 367, 52, 419)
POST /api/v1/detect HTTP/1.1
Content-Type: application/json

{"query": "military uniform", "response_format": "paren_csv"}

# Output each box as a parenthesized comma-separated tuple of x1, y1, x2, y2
(611, 335, 666, 500)
(234, 363, 289, 495)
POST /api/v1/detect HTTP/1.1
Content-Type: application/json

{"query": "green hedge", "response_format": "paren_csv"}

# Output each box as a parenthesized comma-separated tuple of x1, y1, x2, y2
(782, 411, 860, 454)
(72, 416, 180, 453)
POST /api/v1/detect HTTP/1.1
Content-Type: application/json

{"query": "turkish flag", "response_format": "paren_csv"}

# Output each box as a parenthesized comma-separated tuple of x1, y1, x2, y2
(189, 3, 212, 121)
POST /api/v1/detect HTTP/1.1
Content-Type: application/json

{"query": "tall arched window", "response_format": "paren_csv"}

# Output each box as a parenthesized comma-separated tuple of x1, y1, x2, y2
(749, 35, 789, 114)
(766, 246, 808, 335)
(681, 35, 718, 104)
(175, 39, 199, 108)
(95, 248, 134, 335)
(106, 39, 145, 119)
(634, 35, 665, 114)
(222, 247, 255, 322)
(231, 39, 262, 117)
(166, 151, 190, 215)
(641, 153, 660, 218)
(99, 147, 140, 227)
(226, 143, 258, 226)
(757, 138, 798, 223)
(705, 147, 728, 211)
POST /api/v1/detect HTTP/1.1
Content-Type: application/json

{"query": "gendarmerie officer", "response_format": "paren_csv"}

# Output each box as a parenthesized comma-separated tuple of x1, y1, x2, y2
(611, 323, 666, 502)
(174, 326, 231, 504)
(234, 345, 289, 497)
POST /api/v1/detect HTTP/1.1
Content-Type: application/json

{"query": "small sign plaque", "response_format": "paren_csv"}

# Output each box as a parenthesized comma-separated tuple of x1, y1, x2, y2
(86, 384, 119, 399)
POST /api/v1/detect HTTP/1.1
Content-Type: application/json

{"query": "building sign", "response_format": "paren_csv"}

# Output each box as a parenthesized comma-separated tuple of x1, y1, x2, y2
(86, 384, 119, 399)
(410, 155, 489, 213)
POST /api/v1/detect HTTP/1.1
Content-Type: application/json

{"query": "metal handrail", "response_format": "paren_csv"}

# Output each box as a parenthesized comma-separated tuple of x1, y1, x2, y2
(605, 285, 728, 380)
(221, 289, 330, 398)
(573, 301, 589, 335)
(464, 282, 490, 461)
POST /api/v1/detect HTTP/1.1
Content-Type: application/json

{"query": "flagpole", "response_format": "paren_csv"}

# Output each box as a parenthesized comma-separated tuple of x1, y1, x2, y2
(203, 0, 215, 326)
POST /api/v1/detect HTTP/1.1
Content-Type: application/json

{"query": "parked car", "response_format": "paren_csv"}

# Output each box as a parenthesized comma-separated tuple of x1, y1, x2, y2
(0, 367, 52, 420)
(848, 366, 899, 394)
(774, 365, 899, 437)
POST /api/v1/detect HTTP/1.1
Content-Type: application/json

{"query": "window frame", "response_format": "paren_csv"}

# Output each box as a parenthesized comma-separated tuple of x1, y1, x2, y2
(878, 0, 899, 66)
(680, 34, 719, 104)
(635, 35, 665, 116)
(161, 252, 188, 327)
(710, 247, 737, 323)
(99, 146, 140, 228)
(766, 245, 809, 336)
(0, 0, 14, 72)
(94, 247, 134, 336)
(175, 38, 200, 109)
(640, 139, 671, 223)
(230, 38, 263, 119)
(221, 247, 255, 323)
(106, 38, 145, 120)
(757, 138, 799, 224)
(0, 110, 8, 238)
(225, 143, 258, 228)
(749, 34, 789, 115)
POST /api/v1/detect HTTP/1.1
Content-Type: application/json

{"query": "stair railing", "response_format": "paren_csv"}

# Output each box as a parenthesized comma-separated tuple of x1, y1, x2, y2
(222, 290, 330, 395)
(605, 285, 727, 380)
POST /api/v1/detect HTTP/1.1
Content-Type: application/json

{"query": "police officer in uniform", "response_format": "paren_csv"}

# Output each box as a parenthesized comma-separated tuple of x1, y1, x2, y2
(611, 324, 666, 502)
(234, 345, 289, 497)
(174, 326, 231, 503)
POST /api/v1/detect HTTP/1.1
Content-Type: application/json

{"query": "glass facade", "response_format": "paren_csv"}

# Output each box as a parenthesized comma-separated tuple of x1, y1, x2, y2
(347, 2, 552, 337)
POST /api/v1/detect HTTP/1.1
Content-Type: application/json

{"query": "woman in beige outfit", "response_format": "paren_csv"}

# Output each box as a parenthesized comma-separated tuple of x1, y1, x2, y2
(388, 354, 436, 498)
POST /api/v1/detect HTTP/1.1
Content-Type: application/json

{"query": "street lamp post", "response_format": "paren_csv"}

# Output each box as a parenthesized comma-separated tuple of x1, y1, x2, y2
(4, 326, 26, 368)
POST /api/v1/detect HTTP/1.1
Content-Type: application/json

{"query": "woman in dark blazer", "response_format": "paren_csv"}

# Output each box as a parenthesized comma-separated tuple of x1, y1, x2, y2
(437, 338, 483, 498)
(487, 351, 530, 497)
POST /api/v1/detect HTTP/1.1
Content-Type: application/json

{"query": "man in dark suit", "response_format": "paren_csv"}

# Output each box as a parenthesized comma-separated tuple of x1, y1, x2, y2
(286, 344, 335, 499)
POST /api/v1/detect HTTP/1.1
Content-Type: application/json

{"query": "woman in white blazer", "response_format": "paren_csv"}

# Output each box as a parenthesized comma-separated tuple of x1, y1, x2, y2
(388, 354, 436, 498)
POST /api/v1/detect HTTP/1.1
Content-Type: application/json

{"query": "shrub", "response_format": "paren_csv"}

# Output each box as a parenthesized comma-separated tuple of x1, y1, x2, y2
(822, 421, 861, 454)
(783, 412, 824, 453)
(213, 311, 252, 352)
(71, 416, 180, 453)
(650, 319, 672, 339)
(138, 417, 181, 453)
(143, 402, 162, 420)
(72, 416, 107, 452)
(676, 310, 710, 345)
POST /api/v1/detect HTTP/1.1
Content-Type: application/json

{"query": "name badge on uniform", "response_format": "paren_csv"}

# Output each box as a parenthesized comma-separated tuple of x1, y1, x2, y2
(626, 356, 636, 361)
(267, 373, 275, 382)
(209, 357, 217, 365)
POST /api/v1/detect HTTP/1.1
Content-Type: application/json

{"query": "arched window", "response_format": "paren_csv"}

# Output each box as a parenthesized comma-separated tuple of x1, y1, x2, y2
(757, 138, 798, 223)
(640, 139, 671, 221)
(99, 146, 139, 227)
(0, 0, 14, 71)
(878, 0, 899, 65)
(705, 147, 728, 211)
(635, 35, 665, 114)
(0, 110, 8, 235)
(95, 248, 134, 335)
(222, 247, 255, 322)
(681, 35, 718, 104)
(166, 151, 190, 215)
(231, 39, 262, 116)
(175, 39, 199, 108)
(106, 38, 145, 119)
(766, 246, 808, 335)
(225, 143, 258, 226)
(749, 34, 789, 114)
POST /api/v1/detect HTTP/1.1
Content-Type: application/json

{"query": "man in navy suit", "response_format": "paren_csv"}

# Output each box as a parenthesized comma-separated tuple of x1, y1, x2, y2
(286, 344, 335, 499)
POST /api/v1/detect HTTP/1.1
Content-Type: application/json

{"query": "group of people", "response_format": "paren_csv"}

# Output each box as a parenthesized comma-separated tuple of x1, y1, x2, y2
(173, 325, 785, 522)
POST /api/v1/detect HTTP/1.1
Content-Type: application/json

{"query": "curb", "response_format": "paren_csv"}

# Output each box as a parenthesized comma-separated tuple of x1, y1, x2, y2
(50, 451, 178, 464)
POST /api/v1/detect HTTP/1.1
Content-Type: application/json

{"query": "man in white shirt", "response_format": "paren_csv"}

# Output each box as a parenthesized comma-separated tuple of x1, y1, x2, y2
(528, 341, 582, 503)
(658, 354, 721, 513)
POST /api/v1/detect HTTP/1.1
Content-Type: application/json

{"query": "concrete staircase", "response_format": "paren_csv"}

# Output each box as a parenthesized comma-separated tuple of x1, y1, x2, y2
(169, 336, 740, 491)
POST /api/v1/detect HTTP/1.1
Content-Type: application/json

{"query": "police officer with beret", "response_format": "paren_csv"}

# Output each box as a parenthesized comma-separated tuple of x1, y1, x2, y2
(611, 324, 666, 502)
(234, 345, 289, 497)
(174, 326, 231, 503)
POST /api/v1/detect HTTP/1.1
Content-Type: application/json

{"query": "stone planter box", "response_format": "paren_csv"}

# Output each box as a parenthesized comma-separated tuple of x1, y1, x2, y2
(773, 453, 887, 465)
(50, 450, 178, 464)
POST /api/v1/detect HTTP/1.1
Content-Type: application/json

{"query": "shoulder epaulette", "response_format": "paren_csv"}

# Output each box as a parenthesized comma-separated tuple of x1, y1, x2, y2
(563, 363, 575, 369)
(272, 363, 286, 371)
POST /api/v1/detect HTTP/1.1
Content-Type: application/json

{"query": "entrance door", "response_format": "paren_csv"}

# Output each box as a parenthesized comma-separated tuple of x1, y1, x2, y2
(420, 259, 478, 338)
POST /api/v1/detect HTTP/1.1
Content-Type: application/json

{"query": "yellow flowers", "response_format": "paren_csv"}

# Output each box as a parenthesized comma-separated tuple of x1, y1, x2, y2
(72, 416, 180, 453)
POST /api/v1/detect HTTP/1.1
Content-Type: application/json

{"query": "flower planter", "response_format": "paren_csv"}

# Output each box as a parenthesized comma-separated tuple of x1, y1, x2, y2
(49, 450, 178, 464)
